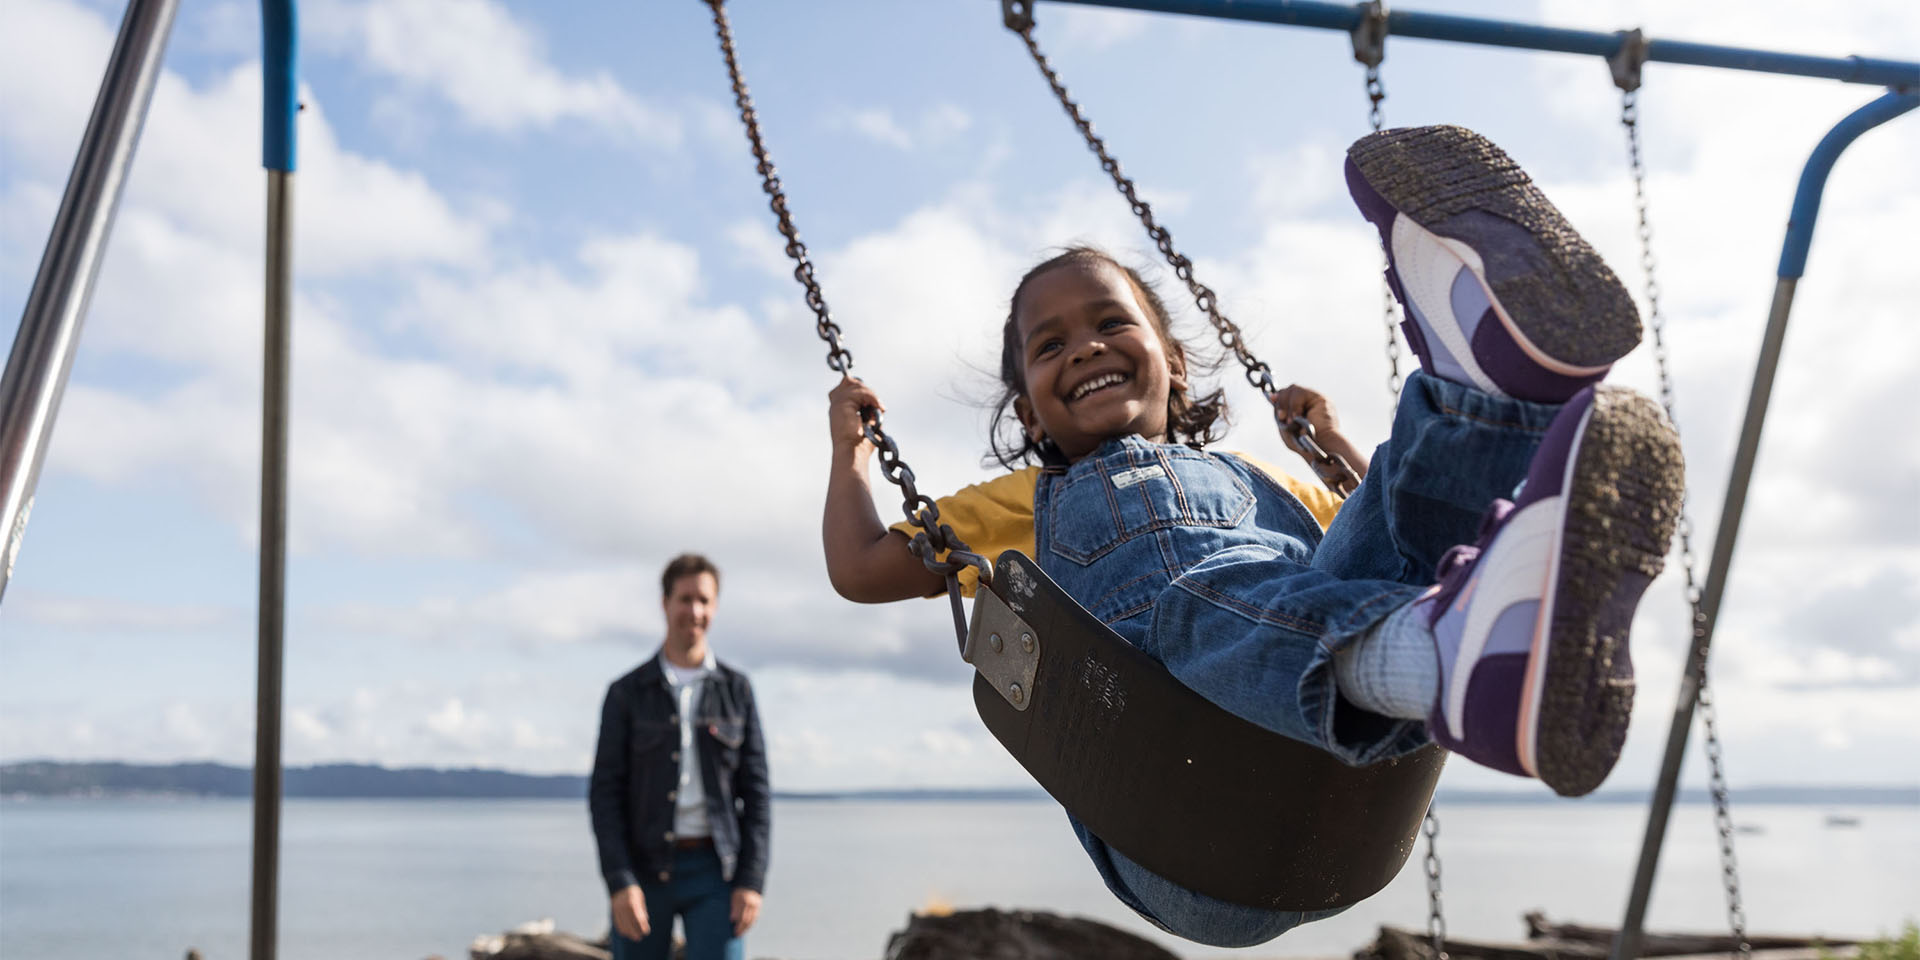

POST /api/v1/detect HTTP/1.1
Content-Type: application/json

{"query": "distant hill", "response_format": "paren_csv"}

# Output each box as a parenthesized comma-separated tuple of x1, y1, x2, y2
(0, 761, 585, 799)
(3, 761, 1915, 805)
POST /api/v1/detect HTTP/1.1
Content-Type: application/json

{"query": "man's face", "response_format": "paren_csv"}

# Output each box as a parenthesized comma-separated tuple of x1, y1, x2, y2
(662, 571, 719, 646)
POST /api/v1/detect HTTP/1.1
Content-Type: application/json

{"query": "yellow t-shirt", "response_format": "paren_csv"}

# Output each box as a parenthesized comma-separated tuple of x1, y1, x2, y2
(889, 453, 1342, 596)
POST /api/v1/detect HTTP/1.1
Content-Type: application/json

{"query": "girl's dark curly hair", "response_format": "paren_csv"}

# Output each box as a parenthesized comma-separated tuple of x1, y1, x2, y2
(988, 246, 1229, 469)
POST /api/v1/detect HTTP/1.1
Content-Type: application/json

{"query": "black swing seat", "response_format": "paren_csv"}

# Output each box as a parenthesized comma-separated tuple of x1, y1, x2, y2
(965, 550, 1445, 912)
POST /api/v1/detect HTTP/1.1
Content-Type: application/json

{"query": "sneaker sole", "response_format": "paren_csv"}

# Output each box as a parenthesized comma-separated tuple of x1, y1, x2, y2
(1523, 386, 1685, 796)
(1348, 125, 1641, 370)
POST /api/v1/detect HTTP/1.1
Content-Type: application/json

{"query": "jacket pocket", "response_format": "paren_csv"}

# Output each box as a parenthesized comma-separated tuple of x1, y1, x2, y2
(1048, 449, 1254, 566)
(704, 717, 746, 759)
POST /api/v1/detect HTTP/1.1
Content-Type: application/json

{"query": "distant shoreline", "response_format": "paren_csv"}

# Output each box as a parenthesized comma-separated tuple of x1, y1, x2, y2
(4, 760, 1916, 805)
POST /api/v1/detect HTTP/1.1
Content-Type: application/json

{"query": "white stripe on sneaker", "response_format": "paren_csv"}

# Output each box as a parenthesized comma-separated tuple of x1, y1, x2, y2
(1515, 399, 1595, 774)
(1390, 213, 1499, 396)
(1443, 497, 1561, 740)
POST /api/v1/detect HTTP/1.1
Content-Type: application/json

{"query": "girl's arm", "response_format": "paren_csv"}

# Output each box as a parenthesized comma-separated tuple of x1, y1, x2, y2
(823, 377, 946, 603)
(1275, 384, 1371, 479)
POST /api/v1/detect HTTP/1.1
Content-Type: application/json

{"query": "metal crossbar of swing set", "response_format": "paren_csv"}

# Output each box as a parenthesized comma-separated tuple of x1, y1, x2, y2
(1038, 0, 1918, 88)
(1025, 3, 1917, 960)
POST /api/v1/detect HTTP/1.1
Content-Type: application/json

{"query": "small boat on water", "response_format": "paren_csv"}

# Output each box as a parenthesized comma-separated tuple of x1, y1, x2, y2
(1734, 823, 1765, 835)
(1825, 813, 1862, 827)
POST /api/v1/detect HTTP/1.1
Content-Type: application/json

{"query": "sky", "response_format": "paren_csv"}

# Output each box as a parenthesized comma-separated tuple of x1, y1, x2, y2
(1, 0, 1915, 796)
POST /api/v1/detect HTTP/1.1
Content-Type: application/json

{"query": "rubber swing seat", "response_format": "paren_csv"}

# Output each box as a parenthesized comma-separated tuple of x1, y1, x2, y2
(968, 550, 1446, 911)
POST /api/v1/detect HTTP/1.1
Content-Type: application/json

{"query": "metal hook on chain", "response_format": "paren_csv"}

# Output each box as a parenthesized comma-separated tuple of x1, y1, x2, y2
(1609, 28, 1650, 93)
(1001, 0, 1035, 32)
(1351, 1, 1388, 69)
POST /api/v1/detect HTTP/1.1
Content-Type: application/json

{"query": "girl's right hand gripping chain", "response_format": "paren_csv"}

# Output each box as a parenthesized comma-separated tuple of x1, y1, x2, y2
(822, 377, 943, 604)
(828, 376, 883, 460)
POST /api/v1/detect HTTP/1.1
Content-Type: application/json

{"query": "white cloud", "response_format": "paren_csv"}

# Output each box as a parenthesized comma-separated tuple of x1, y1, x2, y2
(308, 0, 681, 145)
(831, 104, 975, 152)
(3, 594, 235, 633)
(1046, 6, 1152, 53)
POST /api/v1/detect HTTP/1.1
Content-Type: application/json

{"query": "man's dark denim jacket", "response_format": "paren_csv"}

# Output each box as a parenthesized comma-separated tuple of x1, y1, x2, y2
(589, 653, 770, 894)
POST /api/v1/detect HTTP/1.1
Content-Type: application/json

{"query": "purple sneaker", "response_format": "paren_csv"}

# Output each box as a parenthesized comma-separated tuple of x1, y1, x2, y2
(1346, 125, 1640, 403)
(1419, 385, 1684, 796)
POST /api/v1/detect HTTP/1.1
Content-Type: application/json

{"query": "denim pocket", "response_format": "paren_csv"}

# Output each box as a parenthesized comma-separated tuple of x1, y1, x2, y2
(704, 717, 746, 765)
(1048, 448, 1255, 566)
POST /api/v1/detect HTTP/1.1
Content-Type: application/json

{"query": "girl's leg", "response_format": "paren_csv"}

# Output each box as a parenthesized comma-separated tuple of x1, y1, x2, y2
(1312, 369, 1561, 586)
(1322, 125, 1685, 796)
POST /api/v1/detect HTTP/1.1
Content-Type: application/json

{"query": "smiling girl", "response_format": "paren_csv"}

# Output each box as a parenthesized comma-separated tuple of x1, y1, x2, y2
(820, 126, 1685, 947)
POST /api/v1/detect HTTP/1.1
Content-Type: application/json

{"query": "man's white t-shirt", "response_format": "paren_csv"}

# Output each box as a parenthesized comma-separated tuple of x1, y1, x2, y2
(661, 652, 714, 839)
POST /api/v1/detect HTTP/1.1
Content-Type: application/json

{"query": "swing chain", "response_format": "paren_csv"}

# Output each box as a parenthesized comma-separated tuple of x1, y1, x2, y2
(1620, 88, 1750, 960)
(1005, 8, 1361, 497)
(704, 0, 991, 620)
(1354, 2, 1403, 404)
(1423, 806, 1448, 960)
(1369, 59, 1401, 405)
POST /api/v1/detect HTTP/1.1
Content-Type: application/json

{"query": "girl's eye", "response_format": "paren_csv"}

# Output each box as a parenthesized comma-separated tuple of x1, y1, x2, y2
(1033, 339, 1061, 359)
(1099, 317, 1129, 331)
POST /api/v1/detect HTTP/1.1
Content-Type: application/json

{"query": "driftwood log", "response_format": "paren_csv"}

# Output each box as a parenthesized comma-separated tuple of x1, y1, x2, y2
(883, 908, 1178, 960)
(1360, 918, 1862, 960)
(1524, 913, 1860, 955)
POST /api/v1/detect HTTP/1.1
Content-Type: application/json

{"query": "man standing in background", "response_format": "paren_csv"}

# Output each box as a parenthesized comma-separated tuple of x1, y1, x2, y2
(590, 554, 770, 960)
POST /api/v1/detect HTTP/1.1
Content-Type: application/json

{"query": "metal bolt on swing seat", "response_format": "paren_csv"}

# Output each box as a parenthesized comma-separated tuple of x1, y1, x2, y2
(989, 633, 1004, 653)
(1009, 683, 1024, 705)
(1020, 632, 1034, 653)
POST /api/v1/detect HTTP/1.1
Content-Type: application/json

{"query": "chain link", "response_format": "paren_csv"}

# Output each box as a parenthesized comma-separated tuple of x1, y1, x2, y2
(1365, 53, 1439, 951)
(1622, 89, 1749, 960)
(1005, 13, 1360, 497)
(1364, 63, 1403, 407)
(1423, 807, 1447, 960)
(704, 0, 990, 630)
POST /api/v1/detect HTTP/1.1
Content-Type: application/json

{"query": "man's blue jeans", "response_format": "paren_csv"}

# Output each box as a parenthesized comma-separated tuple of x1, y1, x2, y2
(609, 846, 744, 960)
(1038, 371, 1562, 946)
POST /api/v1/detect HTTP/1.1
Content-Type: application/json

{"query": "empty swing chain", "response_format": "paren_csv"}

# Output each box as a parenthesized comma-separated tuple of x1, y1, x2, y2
(1620, 83, 1751, 960)
(1002, 1, 1361, 498)
(703, 0, 990, 644)
(1355, 1, 1403, 405)
(1423, 807, 1448, 959)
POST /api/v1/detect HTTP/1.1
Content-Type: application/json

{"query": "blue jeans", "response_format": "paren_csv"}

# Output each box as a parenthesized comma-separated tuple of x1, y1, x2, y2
(609, 846, 744, 960)
(1037, 371, 1560, 946)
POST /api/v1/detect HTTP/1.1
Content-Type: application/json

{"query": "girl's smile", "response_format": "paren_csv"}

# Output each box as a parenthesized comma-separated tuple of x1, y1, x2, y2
(1014, 261, 1185, 460)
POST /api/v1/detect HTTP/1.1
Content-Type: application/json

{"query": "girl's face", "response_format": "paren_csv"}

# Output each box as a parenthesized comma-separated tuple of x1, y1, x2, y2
(1013, 260, 1186, 460)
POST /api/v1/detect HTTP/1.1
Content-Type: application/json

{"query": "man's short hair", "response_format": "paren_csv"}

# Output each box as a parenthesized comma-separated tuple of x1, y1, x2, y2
(661, 553, 721, 598)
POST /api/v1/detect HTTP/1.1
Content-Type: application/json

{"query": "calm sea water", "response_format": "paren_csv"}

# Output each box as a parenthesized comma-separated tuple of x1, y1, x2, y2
(1, 798, 1914, 960)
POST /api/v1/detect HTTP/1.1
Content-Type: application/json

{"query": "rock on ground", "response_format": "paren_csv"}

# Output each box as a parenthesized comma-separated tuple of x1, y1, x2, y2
(884, 908, 1179, 960)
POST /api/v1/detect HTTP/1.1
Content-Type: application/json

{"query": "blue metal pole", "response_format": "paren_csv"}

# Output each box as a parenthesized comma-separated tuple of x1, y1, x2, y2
(252, 4, 297, 960)
(1613, 87, 1918, 960)
(261, 0, 298, 174)
(1779, 90, 1920, 278)
(1039, 0, 1920, 88)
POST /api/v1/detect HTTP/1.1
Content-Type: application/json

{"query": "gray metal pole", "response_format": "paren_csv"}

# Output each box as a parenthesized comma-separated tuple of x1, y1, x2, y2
(1610, 277, 1795, 960)
(251, 171, 294, 960)
(0, 0, 180, 600)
